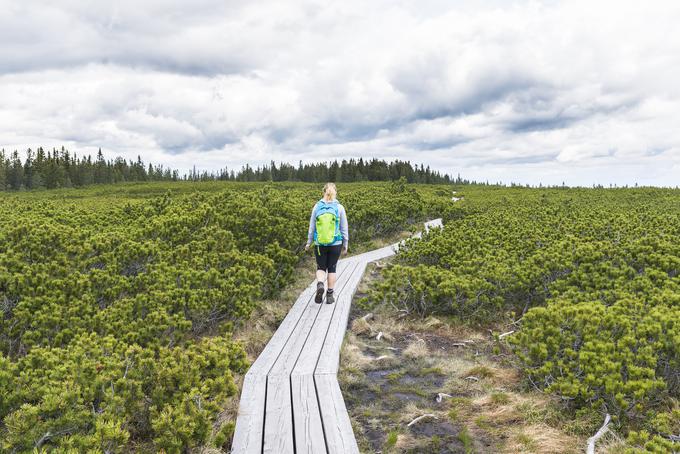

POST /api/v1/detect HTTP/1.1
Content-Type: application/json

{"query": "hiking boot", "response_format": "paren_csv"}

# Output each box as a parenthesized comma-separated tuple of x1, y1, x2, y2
(315, 282, 324, 304)
(325, 291, 335, 304)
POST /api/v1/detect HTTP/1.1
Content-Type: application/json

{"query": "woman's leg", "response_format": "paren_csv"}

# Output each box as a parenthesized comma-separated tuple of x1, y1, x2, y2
(314, 246, 328, 303)
(327, 271, 336, 289)
(325, 245, 343, 291)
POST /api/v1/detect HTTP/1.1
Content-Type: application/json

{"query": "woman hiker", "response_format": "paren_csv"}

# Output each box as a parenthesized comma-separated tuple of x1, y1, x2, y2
(305, 182, 348, 304)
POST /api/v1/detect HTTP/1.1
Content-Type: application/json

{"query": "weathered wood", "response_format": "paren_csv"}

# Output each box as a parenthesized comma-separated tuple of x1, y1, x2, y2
(287, 261, 363, 452)
(234, 260, 352, 453)
(315, 260, 368, 375)
(292, 261, 362, 376)
(263, 261, 353, 452)
(586, 413, 611, 454)
(262, 374, 294, 454)
(247, 282, 316, 377)
(424, 218, 443, 232)
(231, 373, 267, 454)
(315, 373, 360, 454)
(233, 219, 443, 454)
(290, 373, 326, 454)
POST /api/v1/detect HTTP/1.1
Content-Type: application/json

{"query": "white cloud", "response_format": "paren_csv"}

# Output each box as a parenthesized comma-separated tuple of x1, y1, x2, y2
(1, 0, 679, 185)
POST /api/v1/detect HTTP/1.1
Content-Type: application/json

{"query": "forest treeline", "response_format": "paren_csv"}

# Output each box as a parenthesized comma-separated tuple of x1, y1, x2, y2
(0, 147, 464, 190)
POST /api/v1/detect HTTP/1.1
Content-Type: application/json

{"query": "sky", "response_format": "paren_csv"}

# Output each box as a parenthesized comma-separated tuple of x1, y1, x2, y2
(1, 0, 679, 186)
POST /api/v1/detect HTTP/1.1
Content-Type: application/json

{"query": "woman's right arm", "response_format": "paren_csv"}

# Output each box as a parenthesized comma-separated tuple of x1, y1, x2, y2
(306, 204, 316, 247)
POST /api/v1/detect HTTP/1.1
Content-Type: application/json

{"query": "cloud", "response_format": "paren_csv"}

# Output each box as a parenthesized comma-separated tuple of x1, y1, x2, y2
(0, 0, 679, 185)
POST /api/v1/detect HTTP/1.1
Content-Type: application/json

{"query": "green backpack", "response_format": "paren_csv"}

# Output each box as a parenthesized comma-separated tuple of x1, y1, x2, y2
(314, 200, 341, 246)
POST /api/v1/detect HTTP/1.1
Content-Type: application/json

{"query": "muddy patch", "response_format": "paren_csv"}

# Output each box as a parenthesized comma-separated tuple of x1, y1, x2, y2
(341, 322, 469, 452)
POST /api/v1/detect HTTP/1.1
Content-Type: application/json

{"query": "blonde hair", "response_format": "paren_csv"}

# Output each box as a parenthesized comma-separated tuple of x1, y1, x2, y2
(323, 182, 337, 201)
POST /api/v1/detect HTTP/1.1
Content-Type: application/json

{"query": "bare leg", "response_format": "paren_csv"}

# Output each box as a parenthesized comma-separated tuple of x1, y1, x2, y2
(327, 272, 337, 290)
(316, 269, 326, 284)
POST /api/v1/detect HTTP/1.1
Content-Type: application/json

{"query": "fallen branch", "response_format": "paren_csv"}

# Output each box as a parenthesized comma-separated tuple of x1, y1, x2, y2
(375, 331, 383, 341)
(586, 413, 611, 454)
(498, 330, 515, 340)
(436, 393, 453, 403)
(451, 342, 467, 347)
(372, 355, 390, 361)
(407, 414, 439, 427)
(464, 376, 479, 382)
(361, 313, 374, 322)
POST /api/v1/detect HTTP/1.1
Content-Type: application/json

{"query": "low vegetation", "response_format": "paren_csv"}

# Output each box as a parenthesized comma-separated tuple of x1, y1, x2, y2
(0, 180, 450, 452)
(340, 265, 584, 453)
(366, 186, 680, 452)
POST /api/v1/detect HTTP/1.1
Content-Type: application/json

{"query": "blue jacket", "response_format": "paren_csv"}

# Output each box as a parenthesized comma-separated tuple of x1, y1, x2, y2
(306, 199, 349, 248)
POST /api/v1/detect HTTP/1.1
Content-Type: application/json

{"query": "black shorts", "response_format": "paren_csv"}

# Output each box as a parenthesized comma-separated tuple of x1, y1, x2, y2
(314, 244, 342, 273)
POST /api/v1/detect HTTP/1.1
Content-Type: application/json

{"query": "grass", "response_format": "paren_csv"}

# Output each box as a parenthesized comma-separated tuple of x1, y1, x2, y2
(491, 391, 511, 405)
(516, 432, 538, 451)
(458, 426, 475, 454)
(402, 339, 429, 359)
(464, 365, 495, 380)
(384, 430, 399, 449)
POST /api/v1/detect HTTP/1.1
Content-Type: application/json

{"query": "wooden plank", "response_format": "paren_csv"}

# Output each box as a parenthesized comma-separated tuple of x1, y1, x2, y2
(263, 260, 353, 453)
(315, 260, 368, 375)
(349, 244, 395, 263)
(289, 261, 363, 453)
(292, 260, 362, 376)
(424, 217, 443, 232)
(268, 259, 352, 376)
(262, 374, 294, 454)
(248, 259, 351, 376)
(247, 280, 316, 376)
(290, 374, 326, 454)
(231, 373, 267, 454)
(263, 297, 324, 451)
(315, 373, 360, 454)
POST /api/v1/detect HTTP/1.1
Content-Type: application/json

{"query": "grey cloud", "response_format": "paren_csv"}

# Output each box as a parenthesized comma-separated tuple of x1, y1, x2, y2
(1, 0, 679, 186)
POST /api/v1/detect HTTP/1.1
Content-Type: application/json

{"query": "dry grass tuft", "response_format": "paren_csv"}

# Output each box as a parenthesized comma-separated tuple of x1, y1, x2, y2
(193, 448, 224, 454)
(463, 364, 496, 380)
(403, 339, 429, 359)
(341, 340, 373, 370)
(394, 433, 418, 451)
(399, 402, 426, 423)
(493, 366, 522, 386)
(505, 423, 578, 454)
(350, 317, 373, 336)
(422, 316, 444, 328)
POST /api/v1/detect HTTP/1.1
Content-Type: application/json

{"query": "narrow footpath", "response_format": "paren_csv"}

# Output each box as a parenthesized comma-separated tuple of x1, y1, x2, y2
(232, 219, 443, 454)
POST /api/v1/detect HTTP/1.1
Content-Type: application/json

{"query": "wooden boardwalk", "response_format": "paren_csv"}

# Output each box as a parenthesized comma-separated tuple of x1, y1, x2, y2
(232, 219, 443, 454)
